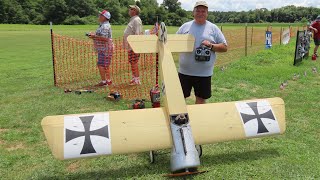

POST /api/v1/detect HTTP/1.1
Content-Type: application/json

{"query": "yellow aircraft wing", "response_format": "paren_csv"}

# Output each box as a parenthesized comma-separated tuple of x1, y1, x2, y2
(41, 97, 285, 160)
(127, 34, 195, 53)
(42, 28, 286, 162)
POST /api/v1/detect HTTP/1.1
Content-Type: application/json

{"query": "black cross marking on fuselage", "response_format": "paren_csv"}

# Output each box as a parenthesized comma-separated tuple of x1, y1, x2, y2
(65, 116, 109, 155)
(240, 102, 276, 134)
(160, 23, 167, 43)
(161, 83, 166, 94)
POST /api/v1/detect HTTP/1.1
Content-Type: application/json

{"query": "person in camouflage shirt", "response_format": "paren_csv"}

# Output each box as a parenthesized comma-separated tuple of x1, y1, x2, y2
(88, 10, 113, 87)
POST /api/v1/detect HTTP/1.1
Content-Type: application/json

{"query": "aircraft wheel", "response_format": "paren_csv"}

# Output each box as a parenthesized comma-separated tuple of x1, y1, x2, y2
(195, 145, 202, 157)
(149, 151, 155, 163)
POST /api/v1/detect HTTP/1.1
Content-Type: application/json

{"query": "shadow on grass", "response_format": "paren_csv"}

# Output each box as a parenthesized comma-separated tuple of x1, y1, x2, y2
(36, 148, 280, 179)
(201, 148, 280, 167)
(36, 152, 171, 179)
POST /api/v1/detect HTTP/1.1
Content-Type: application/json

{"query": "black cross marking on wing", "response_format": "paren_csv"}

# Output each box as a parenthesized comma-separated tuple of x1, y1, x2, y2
(65, 116, 109, 155)
(240, 102, 276, 134)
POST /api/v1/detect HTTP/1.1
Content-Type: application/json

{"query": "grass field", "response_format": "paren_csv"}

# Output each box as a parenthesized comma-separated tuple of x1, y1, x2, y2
(0, 24, 320, 179)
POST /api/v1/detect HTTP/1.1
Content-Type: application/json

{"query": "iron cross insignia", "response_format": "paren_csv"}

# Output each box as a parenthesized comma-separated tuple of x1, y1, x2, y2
(65, 114, 111, 158)
(236, 100, 280, 137)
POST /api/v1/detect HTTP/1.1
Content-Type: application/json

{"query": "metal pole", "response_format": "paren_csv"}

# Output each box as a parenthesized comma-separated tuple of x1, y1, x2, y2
(155, 17, 159, 85)
(156, 53, 159, 85)
(245, 23, 248, 56)
(50, 22, 57, 86)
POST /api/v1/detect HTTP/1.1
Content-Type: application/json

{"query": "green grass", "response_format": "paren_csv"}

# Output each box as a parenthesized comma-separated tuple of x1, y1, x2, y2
(0, 24, 320, 179)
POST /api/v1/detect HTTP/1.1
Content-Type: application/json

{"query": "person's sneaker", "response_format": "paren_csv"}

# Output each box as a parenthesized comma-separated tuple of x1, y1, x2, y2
(129, 78, 141, 85)
(94, 81, 107, 87)
(106, 80, 112, 86)
(95, 80, 112, 87)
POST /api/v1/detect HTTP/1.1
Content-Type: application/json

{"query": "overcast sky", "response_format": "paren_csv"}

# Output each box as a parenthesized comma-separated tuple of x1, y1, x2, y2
(156, 0, 320, 12)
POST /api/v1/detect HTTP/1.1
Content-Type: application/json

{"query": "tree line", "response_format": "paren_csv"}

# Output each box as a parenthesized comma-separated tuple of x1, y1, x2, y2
(1, 0, 320, 26)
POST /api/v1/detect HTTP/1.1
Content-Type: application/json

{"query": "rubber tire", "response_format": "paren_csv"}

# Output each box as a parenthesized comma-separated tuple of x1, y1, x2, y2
(149, 151, 155, 163)
(195, 145, 202, 157)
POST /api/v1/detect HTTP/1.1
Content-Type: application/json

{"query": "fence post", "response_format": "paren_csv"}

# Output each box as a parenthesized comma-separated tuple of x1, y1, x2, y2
(245, 23, 248, 57)
(280, 27, 282, 45)
(50, 22, 56, 86)
(251, 26, 253, 47)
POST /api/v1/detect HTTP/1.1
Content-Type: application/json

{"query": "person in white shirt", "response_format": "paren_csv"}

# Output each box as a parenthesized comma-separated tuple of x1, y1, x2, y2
(124, 5, 143, 85)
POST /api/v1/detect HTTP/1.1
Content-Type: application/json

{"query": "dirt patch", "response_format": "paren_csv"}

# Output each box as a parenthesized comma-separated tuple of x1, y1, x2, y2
(6, 143, 25, 151)
(127, 154, 139, 160)
(217, 87, 231, 92)
(238, 83, 248, 88)
(66, 161, 80, 172)
(0, 129, 9, 133)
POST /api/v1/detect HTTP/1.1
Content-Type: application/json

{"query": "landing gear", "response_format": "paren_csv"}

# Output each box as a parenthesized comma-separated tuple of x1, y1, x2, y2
(195, 145, 202, 157)
(149, 151, 155, 164)
(148, 146, 202, 164)
(164, 168, 207, 177)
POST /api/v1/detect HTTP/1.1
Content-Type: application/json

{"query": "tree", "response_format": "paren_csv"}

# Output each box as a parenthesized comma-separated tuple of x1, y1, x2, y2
(155, 6, 167, 23)
(138, 0, 159, 24)
(140, 0, 158, 8)
(1, 0, 320, 25)
(166, 12, 184, 26)
(16, 0, 43, 24)
(41, 0, 68, 24)
(65, 0, 96, 18)
(207, 14, 215, 23)
(0, 0, 29, 24)
(104, 0, 124, 25)
(162, 0, 181, 13)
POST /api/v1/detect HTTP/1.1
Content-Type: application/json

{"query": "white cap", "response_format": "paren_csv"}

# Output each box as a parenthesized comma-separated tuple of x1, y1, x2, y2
(194, 1, 208, 9)
(99, 10, 111, 20)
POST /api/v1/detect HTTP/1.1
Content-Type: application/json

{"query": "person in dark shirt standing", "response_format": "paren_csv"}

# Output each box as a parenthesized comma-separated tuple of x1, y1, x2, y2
(310, 15, 320, 57)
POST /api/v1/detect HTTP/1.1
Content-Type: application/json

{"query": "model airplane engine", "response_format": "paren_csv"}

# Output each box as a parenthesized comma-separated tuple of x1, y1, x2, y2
(170, 114, 200, 172)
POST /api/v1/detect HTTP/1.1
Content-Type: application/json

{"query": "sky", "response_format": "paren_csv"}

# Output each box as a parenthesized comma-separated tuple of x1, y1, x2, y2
(156, 0, 320, 12)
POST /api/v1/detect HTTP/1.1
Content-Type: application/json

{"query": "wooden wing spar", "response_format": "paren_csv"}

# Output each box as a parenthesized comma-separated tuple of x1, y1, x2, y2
(41, 30, 286, 161)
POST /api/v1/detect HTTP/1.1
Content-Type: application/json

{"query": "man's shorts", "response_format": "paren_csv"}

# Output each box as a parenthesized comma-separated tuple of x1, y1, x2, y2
(314, 38, 320, 46)
(128, 50, 140, 64)
(97, 51, 112, 67)
(178, 73, 212, 100)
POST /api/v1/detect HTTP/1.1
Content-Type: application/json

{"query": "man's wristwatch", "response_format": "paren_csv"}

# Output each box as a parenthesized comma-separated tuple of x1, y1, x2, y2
(210, 43, 215, 52)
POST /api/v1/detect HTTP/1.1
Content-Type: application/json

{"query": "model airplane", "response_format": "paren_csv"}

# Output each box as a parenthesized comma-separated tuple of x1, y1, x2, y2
(41, 22, 286, 176)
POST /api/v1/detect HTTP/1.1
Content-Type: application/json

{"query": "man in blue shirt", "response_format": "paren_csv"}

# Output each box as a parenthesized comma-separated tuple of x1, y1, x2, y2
(177, 1, 228, 104)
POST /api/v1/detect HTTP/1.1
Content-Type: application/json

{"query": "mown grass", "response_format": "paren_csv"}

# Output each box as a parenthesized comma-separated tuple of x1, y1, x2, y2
(0, 24, 320, 179)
